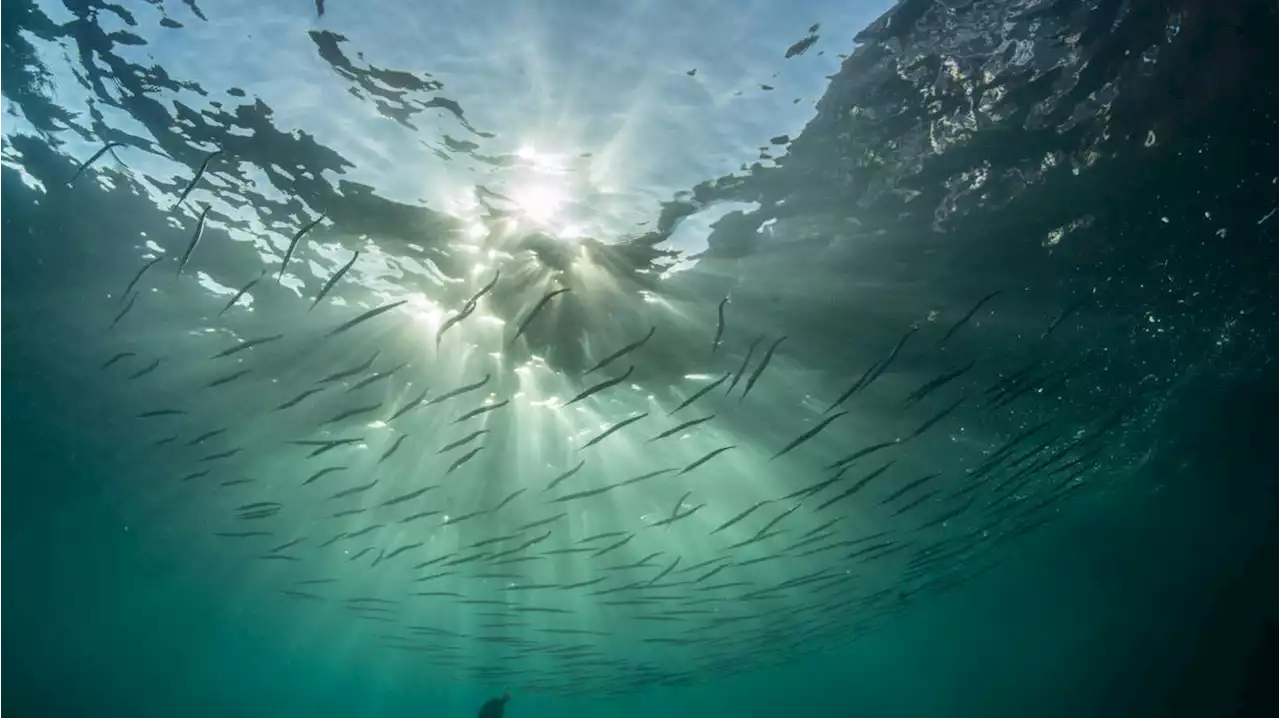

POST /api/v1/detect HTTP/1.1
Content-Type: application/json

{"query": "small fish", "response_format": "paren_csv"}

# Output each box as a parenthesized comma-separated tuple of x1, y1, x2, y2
(153, 435, 179, 447)
(346, 363, 406, 394)
(443, 509, 487, 526)
(490, 488, 526, 513)
(1041, 298, 1088, 340)
(206, 368, 251, 388)
(580, 412, 649, 451)
(651, 504, 704, 527)
(389, 388, 429, 421)
(509, 287, 570, 347)
(302, 466, 346, 486)
(212, 333, 283, 359)
(219, 270, 267, 316)
(310, 250, 360, 311)
(179, 469, 211, 482)
(118, 255, 164, 302)
(173, 149, 222, 208)
(668, 492, 692, 523)
(108, 292, 138, 331)
(725, 335, 764, 396)
(905, 396, 964, 441)
(648, 414, 715, 443)
(712, 297, 729, 354)
(824, 358, 882, 414)
(318, 534, 348, 548)
(772, 411, 846, 460)
(200, 447, 241, 462)
(446, 446, 484, 475)
(101, 351, 136, 369)
(331, 508, 367, 519)
(219, 478, 254, 487)
(399, 510, 441, 524)
(453, 400, 509, 424)
(679, 445, 734, 475)
(329, 479, 378, 501)
(377, 434, 409, 464)
(514, 513, 566, 532)
(439, 430, 487, 454)
(861, 325, 919, 393)
(814, 460, 896, 511)
(939, 291, 1001, 346)
(428, 374, 490, 406)
(176, 204, 212, 276)
(380, 486, 436, 507)
(68, 142, 126, 185)
(649, 557, 681, 585)
(880, 473, 941, 506)
(324, 300, 407, 339)
(137, 408, 185, 418)
(739, 336, 784, 402)
(827, 439, 898, 470)
(213, 531, 271, 539)
(669, 372, 730, 415)
(436, 301, 478, 348)
(585, 326, 656, 375)
(709, 500, 773, 535)
(274, 386, 327, 412)
(592, 534, 634, 558)
(379, 543, 424, 564)
(465, 269, 502, 307)
(279, 213, 326, 278)
(565, 366, 633, 407)
(904, 361, 975, 406)
(543, 460, 586, 493)
(269, 537, 307, 554)
(321, 402, 382, 426)
(318, 352, 380, 385)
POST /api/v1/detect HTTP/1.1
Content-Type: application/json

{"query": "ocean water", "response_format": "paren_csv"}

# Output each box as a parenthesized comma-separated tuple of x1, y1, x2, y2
(1, 0, 1275, 717)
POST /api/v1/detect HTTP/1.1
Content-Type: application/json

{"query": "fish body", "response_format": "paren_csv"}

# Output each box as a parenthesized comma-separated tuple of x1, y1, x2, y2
(120, 255, 164, 301)
(176, 204, 212, 276)
(740, 336, 785, 401)
(68, 142, 126, 185)
(726, 336, 764, 395)
(581, 413, 648, 450)
(711, 297, 728, 354)
(310, 250, 360, 310)
(586, 326, 655, 375)
(325, 301, 407, 338)
(669, 372, 730, 415)
(279, 214, 326, 278)
(219, 270, 267, 316)
(509, 287, 570, 346)
(566, 367, 633, 407)
(648, 414, 715, 443)
(428, 374, 490, 406)
(173, 149, 222, 208)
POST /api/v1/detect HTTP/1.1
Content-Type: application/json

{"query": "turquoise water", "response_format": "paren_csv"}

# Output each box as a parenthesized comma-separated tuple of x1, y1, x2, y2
(2, 0, 1275, 716)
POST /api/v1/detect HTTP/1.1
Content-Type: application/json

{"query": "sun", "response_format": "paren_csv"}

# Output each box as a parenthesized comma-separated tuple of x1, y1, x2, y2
(511, 182, 567, 224)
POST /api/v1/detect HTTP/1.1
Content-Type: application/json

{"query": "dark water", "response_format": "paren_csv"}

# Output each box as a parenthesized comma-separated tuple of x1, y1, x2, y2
(2, 0, 1275, 716)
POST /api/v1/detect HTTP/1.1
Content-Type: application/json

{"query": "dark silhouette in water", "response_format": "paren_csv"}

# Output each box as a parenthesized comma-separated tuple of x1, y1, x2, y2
(477, 692, 510, 718)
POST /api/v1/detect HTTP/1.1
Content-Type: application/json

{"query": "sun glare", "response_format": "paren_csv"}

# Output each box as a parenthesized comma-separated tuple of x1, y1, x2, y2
(511, 182, 567, 224)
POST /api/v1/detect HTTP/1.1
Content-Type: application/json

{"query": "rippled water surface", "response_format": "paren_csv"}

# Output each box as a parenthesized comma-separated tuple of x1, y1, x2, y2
(3, 0, 1275, 716)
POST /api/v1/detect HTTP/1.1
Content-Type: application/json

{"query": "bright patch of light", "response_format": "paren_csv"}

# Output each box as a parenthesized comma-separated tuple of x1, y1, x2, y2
(467, 222, 489, 240)
(512, 183, 567, 224)
(556, 223, 585, 241)
(366, 420, 387, 429)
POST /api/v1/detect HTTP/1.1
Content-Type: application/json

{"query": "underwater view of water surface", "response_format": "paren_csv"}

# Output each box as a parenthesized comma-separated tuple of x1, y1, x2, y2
(2, 0, 1276, 716)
